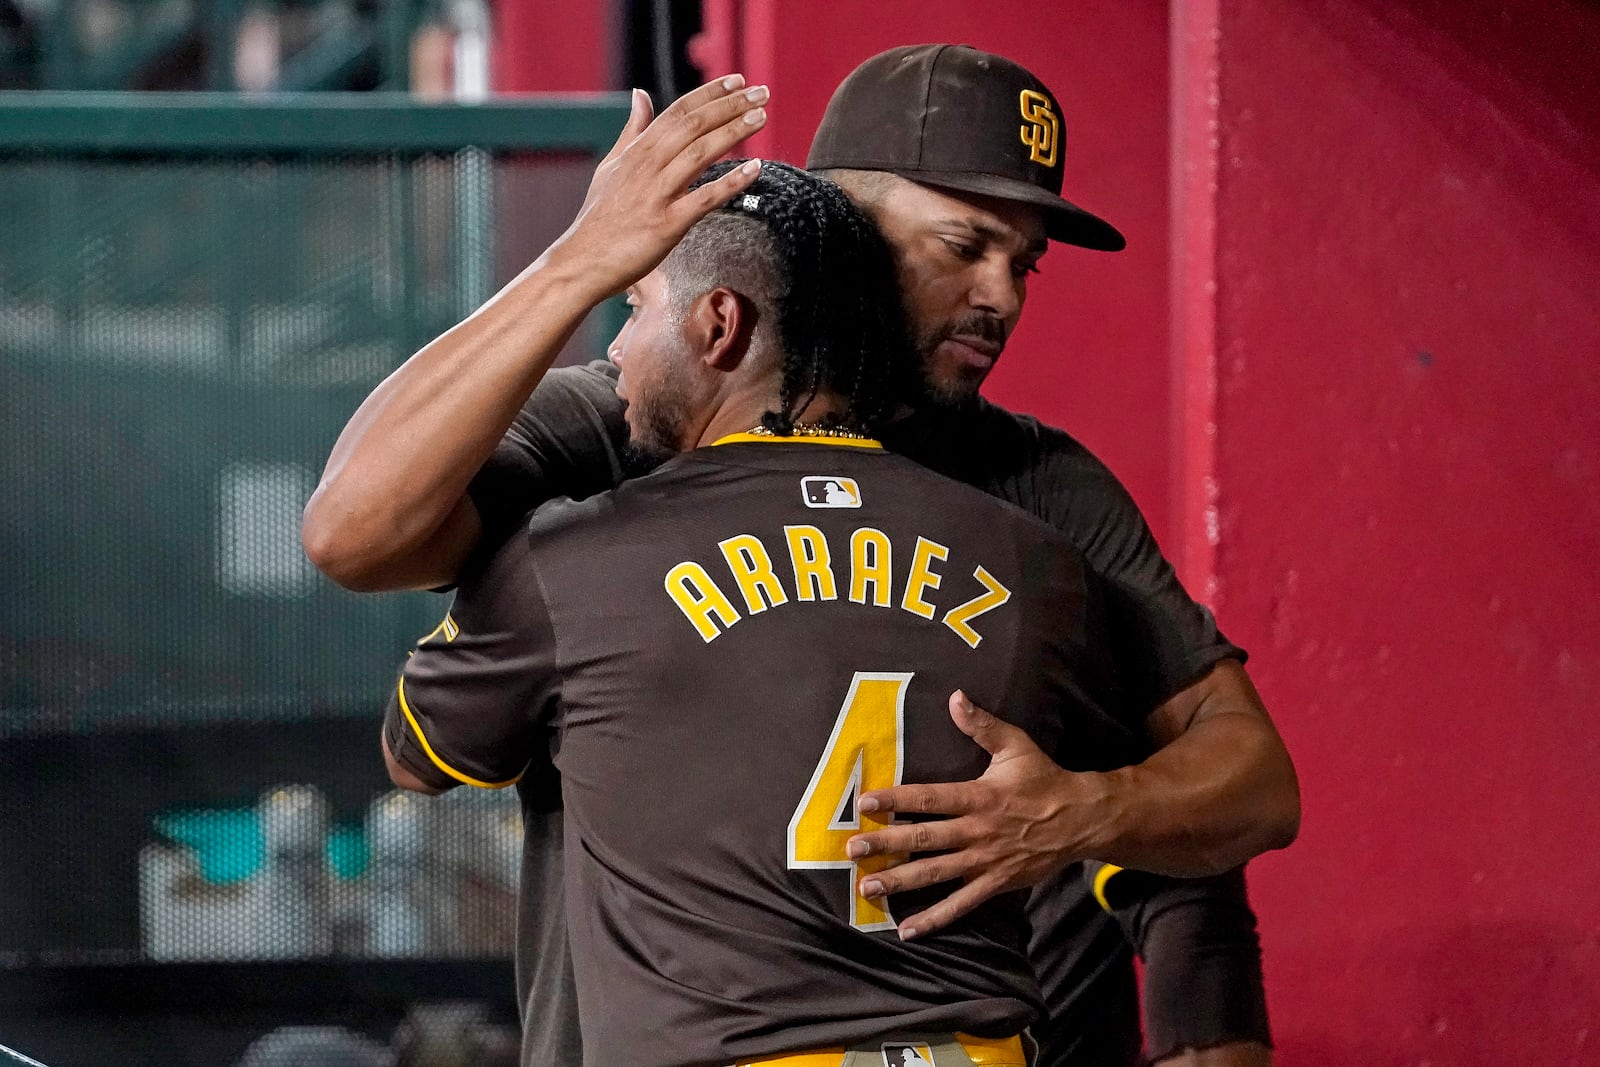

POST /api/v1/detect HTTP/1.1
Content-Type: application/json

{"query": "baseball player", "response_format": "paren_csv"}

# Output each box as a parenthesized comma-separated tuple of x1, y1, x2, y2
(383, 161, 1145, 1066)
(307, 47, 1295, 1067)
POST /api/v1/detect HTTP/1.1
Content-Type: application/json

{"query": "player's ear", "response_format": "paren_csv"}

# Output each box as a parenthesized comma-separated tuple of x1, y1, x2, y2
(686, 286, 757, 371)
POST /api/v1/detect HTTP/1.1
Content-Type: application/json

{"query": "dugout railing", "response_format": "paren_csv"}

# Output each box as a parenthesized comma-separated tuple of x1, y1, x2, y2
(0, 91, 629, 1067)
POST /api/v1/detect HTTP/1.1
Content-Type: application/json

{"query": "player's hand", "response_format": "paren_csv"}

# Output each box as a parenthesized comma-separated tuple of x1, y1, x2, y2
(848, 691, 1109, 940)
(546, 75, 768, 301)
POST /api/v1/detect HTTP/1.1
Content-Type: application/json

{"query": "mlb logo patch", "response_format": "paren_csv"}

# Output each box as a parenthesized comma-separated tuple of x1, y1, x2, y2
(881, 1045, 934, 1067)
(801, 476, 862, 509)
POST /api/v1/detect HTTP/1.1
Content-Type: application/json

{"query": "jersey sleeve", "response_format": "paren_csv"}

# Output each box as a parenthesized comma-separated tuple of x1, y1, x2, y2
(885, 403, 1244, 718)
(1083, 862, 1272, 1059)
(383, 528, 563, 792)
(1028, 424, 1246, 716)
(466, 359, 630, 548)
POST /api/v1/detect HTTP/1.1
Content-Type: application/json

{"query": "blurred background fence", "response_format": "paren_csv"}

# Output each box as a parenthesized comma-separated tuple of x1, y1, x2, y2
(2, 0, 449, 92)
(0, 91, 628, 1066)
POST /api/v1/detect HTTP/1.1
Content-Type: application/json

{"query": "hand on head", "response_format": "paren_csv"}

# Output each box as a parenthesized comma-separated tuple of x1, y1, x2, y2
(549, 76, 770, 303)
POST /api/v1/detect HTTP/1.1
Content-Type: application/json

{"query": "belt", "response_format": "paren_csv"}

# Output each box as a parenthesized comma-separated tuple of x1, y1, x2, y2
(736, 1032, 1027, 1067)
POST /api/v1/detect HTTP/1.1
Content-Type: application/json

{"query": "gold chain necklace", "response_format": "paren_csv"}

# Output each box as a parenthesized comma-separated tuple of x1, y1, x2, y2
(744, 422, 873, 441)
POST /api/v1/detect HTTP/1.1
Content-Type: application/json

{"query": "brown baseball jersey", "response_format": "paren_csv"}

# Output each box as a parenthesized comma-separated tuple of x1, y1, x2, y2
(385, 434, 1140, 1067)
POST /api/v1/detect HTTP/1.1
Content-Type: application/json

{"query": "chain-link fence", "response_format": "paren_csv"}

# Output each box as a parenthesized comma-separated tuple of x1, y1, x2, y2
(0, 91, 627, 1066)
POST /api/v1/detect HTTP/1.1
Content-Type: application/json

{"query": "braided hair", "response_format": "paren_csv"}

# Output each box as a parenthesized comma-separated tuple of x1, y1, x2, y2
(665, 159, 916, 436)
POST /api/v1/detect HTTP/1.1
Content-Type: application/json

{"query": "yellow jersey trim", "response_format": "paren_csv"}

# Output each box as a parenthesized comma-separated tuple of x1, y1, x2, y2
(736, 1034, 1025, 1066)
(395, 676, 522, 790)
(710, 431, 883, 450)
(1092, 863, 1126, 913)
(735, 1050, 845, 1067)
(419, 612, 459, 645)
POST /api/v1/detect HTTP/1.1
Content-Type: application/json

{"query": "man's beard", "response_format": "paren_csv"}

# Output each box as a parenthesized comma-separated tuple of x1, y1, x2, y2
(913, 311, 1007, 410)
(915, 369, 982, 411)
(621, 437, 675, 476)
(620, 373, 694, 475)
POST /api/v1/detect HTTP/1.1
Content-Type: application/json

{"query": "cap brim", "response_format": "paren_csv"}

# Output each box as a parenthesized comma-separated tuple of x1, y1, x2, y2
(895, 170, 1127, 252)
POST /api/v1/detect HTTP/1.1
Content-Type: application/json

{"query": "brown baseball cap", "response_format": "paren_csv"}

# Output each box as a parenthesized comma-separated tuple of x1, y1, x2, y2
(807, 44, 1126, 251)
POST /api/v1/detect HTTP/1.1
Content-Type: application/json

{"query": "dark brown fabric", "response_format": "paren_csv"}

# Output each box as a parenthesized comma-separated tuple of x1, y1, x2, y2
(1080, 865, 1272, 1062)
(459, 361, 1266, 1066)
(389, 441, 1140, 1066)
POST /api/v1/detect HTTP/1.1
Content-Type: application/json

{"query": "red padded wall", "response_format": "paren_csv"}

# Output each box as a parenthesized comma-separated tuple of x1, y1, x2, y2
(1188, 1, 1600, 1061)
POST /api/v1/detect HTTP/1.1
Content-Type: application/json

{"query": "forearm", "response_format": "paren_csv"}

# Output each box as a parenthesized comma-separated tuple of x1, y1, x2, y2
(1081, 661, 1299, 876)
(304, 81, 769, 592)
(302, 250, 603, 591)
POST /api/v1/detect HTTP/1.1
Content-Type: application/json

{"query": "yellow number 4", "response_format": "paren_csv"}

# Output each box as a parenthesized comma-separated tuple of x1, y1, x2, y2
(786, 671, 912, 932)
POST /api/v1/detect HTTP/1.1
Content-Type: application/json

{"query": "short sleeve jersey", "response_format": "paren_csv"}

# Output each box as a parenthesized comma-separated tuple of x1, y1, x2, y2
(465, 361, 1263, 1067)
(393, 437, 1145, 1067)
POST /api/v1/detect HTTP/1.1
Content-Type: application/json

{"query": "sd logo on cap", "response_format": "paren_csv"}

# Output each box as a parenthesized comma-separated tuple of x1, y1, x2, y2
(807, 43, 1125, 251)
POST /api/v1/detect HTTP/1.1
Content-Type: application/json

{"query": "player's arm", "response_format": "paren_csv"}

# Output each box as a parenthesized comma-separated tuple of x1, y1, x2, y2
(1086, 862, 1272, 1066)
(845, 443, 1298, 934)
(382, 528, 562, 795)
(301, 77, 769, 593)
(462, 360, 631, 559)
(1099, 658, 1297, 874)
(848, 664, 1295, 939)
(1046, 439, 1298, 874)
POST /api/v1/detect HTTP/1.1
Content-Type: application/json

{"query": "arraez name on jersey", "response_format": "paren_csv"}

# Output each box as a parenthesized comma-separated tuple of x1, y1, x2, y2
(662, 522, 1011, 648)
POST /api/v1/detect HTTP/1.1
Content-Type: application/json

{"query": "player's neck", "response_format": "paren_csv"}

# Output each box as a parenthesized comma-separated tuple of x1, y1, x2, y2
(692, 389, 852, 447)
